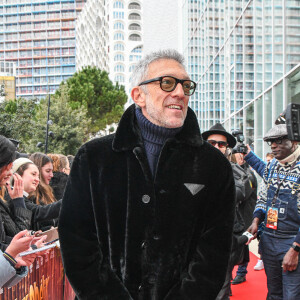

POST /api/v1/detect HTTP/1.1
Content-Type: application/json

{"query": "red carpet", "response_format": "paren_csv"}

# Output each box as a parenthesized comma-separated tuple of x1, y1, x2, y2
(231, 252, 267, 299)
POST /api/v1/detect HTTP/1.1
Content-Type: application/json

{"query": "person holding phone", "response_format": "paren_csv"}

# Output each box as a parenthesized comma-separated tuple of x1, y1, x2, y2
(0, 136, 32, 252)
(1, 230, 47, 288)
(10, 158, 62, 232)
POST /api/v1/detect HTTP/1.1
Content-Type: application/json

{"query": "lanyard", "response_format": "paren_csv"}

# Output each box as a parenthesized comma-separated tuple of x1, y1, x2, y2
(272, 156, 300, 206)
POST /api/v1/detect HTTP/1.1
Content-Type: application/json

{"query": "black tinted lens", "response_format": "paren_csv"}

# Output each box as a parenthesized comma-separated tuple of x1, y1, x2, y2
(207, 140, 227, 148)
(160, 77, 176, 91)
(183, 80, 196, 96)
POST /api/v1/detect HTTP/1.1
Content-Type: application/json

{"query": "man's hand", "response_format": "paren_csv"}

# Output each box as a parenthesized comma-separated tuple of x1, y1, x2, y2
(6, 173, 24, 199)
(247, 217, 260, 239)
(242, 144, 252, 158)
(282, 245, 299, 272)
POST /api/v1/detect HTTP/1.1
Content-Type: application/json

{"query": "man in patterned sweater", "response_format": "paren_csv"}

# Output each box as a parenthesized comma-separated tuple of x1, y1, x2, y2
(245, 124, 300, 299)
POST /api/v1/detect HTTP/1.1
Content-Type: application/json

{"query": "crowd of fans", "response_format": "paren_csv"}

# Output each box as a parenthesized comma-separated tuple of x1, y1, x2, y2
(0, 134, 74, 288)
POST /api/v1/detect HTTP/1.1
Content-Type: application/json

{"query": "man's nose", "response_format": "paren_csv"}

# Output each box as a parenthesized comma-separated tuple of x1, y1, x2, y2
(171, 82, 185, 97)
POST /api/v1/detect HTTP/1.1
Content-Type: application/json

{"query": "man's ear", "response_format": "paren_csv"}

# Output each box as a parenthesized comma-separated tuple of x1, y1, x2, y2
(131, 86, 146, 108)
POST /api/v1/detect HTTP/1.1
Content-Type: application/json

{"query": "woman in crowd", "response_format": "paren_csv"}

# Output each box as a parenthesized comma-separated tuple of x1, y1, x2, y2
(0, 136, 32, 251)
(0, 135, 47, 288)
(48, 154, 70, 200)
(12, 156, 61, 231)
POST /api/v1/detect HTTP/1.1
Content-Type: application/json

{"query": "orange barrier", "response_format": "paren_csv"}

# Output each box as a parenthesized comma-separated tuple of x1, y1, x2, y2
(0, 247, 75, 300)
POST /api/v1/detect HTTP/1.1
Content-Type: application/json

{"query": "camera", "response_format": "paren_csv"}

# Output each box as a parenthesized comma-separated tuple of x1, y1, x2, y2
(231, 130, 248, 154)
(285, 103, 300, 142)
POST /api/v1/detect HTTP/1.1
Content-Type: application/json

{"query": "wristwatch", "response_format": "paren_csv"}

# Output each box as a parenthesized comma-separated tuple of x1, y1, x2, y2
(291, 244, 300, 252)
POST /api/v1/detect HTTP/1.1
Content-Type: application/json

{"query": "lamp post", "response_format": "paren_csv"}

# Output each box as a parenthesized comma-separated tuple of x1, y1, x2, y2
(45, 93, 51, 154)
(37, 93, 54, 153)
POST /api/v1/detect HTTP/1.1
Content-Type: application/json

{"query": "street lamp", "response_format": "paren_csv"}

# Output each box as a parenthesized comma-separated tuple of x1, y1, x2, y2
(37, 93, 54, 153)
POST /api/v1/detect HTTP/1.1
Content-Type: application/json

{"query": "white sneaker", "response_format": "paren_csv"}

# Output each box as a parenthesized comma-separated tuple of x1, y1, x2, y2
(254, 259, 264, 270)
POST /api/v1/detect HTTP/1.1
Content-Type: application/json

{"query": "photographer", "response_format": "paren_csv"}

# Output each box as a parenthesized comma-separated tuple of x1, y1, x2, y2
(244, 124, 300, 299)
(202, 123, 256, 300)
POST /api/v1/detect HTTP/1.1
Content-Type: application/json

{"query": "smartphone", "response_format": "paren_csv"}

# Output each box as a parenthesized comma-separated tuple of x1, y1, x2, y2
(35, 227, 59, 243)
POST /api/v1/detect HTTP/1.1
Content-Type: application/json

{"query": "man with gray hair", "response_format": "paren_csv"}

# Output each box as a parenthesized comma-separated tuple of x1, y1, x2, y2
(245, 124, 300, 299)
(59, 49, 235, 299)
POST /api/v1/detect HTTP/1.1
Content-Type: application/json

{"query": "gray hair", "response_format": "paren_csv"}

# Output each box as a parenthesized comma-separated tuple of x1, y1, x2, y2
(131, 49, 186, 89)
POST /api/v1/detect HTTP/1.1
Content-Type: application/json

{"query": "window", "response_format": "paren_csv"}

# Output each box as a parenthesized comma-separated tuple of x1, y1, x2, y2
(129, 2, 141, 10)
(129, 23, 141, 31)
(114, 33, 124, 40)
(131, 46, 142, 53)
(115, 74, 125, 83)
(113, 1, 124, 8)
(129, 34, 141, 41)
(114, 64, 125, 72)
(113, 11, 124, 19)
(114, 22, 124, 30)
(114, 54, 124, 61)
(129, 65, 135, 72)
(128, 13, 141, 20)
(129, 54, 141, 62)
(114, 43, 124, 51)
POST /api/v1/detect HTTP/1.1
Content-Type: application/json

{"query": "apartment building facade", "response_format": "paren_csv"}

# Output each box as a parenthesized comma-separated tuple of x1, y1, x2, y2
(0, 0, 86, 99)
(182, 0, 300, 159)
(76, 0, 143, 101)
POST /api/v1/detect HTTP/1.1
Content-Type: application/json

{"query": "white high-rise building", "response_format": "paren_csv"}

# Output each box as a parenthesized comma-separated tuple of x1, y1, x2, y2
(76, 0, 109, 72)
(76, 0, 143, 101)
(181, 0, 300, 159)
(76, 0, 180, 106)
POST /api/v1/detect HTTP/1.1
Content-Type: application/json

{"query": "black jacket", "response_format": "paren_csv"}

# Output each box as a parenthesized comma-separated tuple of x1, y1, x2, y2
(59, 105, 236, 300)
(0, 190, 32, 251)
(50, 171, 68, 200)
(230, 163, 257, 266)
(25, 196, 61, 231)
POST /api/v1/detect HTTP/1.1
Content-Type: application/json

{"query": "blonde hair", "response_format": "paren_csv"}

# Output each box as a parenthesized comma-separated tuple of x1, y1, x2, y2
(28, 152, 56, 204)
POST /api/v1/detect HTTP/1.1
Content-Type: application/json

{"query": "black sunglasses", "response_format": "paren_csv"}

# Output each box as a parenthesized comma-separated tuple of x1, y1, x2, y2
(207, 140, 228, 148)
(138, 76, 197, 96)
(265, 136, 288, 146)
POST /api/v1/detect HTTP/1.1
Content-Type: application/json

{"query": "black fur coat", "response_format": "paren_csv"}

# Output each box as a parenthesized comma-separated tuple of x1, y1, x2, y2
(59, 105, 235, 300)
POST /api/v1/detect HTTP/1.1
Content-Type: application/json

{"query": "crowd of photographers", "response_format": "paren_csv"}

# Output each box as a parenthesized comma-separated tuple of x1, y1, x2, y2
(0, 135, 74, 288)
(1, 108, 300, 299)
(202, 115, 300, 299)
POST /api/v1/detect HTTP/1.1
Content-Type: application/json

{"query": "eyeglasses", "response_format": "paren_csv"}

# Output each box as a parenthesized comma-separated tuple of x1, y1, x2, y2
(265, 136, 288, 146)
(207, 140, 228, 148)
(138, 76, 197, 96)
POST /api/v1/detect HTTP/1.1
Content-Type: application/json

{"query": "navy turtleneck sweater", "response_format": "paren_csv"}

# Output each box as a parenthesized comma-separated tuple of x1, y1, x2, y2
(135, 108, 182, 176)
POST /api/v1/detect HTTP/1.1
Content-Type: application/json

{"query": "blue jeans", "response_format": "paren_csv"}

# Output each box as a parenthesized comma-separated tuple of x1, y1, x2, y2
(261, 233, 300, 300)
(236, 262, 248, 277)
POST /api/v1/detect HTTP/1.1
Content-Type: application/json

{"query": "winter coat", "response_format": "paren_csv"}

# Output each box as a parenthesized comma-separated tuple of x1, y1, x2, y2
(0, 189, 32, 252)
(230, 163, 256, 266)
(50, 171, 68, 200)
(59, 105, 236, 300)
(0, 250, 28, 288)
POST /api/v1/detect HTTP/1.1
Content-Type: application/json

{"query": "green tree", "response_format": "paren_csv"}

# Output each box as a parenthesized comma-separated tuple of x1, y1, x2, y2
(26, 85, 91, 155)
(61, 66, 127, 133)
(0, 98, 38, 152)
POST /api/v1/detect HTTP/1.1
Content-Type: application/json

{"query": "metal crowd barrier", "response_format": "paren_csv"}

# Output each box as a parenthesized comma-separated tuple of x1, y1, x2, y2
(0, 247, 75, 300)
